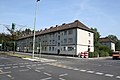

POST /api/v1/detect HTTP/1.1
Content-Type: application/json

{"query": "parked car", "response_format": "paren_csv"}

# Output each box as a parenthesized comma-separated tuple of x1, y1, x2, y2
(112, 51, 120, 60)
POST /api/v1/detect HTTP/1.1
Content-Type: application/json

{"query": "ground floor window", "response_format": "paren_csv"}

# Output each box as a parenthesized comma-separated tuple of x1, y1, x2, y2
(68, 47, 74, 51)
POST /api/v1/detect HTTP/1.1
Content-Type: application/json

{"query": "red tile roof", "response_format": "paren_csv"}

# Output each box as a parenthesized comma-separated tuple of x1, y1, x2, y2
(17, 20, 93, 40)
(100, 37, 116, 43)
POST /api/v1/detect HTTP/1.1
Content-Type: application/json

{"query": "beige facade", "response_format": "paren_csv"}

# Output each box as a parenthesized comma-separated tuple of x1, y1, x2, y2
(16, 20, 94, 56)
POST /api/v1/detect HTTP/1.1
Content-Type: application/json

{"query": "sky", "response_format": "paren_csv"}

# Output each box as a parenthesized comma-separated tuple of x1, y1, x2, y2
(0, 0, 120, 39)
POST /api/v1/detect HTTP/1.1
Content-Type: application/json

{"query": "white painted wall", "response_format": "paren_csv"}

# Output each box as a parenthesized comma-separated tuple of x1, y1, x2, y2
(76, 29, 94, 55)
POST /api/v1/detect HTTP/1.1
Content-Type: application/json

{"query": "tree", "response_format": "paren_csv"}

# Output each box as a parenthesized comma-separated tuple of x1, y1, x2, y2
(91, 28, 101, 52)
(107, 35, 120, 51)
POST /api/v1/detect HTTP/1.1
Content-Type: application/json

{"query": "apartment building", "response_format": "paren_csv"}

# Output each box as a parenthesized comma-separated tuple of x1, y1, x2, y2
(16, 20, 94, 56)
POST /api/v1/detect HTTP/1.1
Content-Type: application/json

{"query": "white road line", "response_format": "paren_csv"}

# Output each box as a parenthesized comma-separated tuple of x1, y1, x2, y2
(116, 76, 120, 79)
(32, 64, 36, 67)
(20, 65, 25, 67)
(40, 77, 52, 80)
(19, 69, 29, 72)
(67, 67, 73, 70)
(36, 67, 44, 70)
(35, 70, 41, 73)
(0, 65, 5, 67)
(59, 73, 68, 77)
(73, 68, 79, 71)
(26, 65, 31, 67)
(24, 63, 29, 64)
(44, 72, 52, 76)
(13, 66, 18, 68)
(7, 75, 14, 79)
(0, 71, 11, 74)
(6, 64, 12, 66)
(105, 74, 114, 77)
(95, 72, 104, 75)
(27, 67, 31, 69)
(13, 64, 18, 65)
(59, 78, 66, 80)
(80, 69, 86, 72)
(87, 71, 94, 74)
(0, 70, 3, 72)
(7, 75, 12, 78)
(4, 67, 11, 69)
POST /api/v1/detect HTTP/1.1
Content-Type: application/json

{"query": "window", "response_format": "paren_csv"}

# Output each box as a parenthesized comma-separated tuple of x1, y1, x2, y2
(58, 32, 60, 34)
(58, 36, 60, 40)
(52, 47, 54, 51)
(89, 33, 91, 37)
(68, 38, 73, 43)
(68, 29, 73, 34)
(88, 40, 91, 44)
(68, 47, 74, 51)
(50, 40, 51, 44)
(52, 40, 55, 44)
(49, 47, 51, 51)
(64, 39, 67, 43)
(64, 30, 67, 35)
(58, 43, 60, 46)
(63, 47, 66, 51)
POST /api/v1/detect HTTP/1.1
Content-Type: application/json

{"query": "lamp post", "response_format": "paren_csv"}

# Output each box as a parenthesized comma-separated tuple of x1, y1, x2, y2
(32, 0, 40, 59)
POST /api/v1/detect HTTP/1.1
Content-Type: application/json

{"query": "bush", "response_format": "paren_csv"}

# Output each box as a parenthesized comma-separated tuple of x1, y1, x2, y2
(89, 52, 99, 58)
(99, 51, 109, 57)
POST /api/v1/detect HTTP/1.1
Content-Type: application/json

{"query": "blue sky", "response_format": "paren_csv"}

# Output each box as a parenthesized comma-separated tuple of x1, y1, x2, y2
(0, 0, 120, 39)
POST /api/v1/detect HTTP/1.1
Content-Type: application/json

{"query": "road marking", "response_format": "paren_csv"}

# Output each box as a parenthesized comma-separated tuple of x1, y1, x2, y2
(0, 65, 5, 67)
(67, 67, 73, 70)
(116, 76, 120, 79)
(0, 71, 11, 75)
(20, 65, 25, 67)
(32, 64, 36, 67)
(26, 65, 31, 67)
(80, 69, 86, 72)
(59, 78, 66, 80)
(59, 73, 68, 77)
(24, 63, 29, 64)
(4, 67, 11, 69)
(105, 74, 114, 77)
(19, 69, 29, 72)
(40, 77, 52, 80)
(7, 75, 12, 77)
(73, 68, 79, 71)
(6, 64, 12, 66)
(0, 70, 3, 72)
(13, 64, 18, 65)
(87, 71, 94, 74)
(27, 67, 31, 69)
(95, 72, 104, 75)
(35, 70, 41, 72)
(7, 75, 14, 79)
(36, 67, 44, 70)
(44, 72, 52, 76)
(13, 66, 18, 68)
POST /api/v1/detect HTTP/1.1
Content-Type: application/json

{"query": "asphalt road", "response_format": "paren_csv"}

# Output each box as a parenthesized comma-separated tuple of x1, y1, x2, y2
(0, 53, 120, 80)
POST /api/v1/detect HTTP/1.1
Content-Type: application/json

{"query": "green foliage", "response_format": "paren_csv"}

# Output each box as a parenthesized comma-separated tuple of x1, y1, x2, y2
(116, 40, 120, 51)
(99, 51, 109, 57)
(89, 52, 99, 58)
(90, 28, 114, 57)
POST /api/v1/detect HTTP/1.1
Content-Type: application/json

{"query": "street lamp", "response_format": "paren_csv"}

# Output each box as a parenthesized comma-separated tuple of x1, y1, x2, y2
(32, 0, 40, 59)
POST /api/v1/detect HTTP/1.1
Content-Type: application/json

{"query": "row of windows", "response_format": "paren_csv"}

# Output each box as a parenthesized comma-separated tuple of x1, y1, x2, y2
(42, 46, 75, 51)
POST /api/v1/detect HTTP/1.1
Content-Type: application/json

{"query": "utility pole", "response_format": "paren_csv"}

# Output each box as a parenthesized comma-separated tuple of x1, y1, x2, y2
(32, 0, 40, 59)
